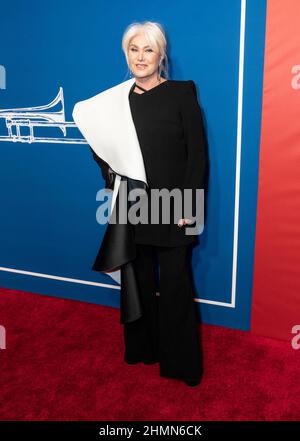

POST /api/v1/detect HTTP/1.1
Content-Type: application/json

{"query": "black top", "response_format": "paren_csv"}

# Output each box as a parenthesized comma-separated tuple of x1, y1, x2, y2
(91, 79, 207, 247)
(128, 79, 207, 246)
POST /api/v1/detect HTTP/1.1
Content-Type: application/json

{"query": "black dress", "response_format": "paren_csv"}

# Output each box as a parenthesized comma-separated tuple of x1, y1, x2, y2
(89, 79, 207, 324)
(128, 79, 207, 247)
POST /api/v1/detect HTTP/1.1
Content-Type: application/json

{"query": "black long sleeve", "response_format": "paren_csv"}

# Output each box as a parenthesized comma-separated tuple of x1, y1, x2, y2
(180, 80, 207, 217)
(89, 146, 115, 189)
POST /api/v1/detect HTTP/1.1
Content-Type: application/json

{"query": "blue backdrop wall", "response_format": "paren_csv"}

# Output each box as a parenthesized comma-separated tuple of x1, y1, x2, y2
(0, 0, 266, 331)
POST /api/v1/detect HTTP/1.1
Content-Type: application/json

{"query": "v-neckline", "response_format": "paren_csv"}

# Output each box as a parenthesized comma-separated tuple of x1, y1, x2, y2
(131, 80, 169, 96)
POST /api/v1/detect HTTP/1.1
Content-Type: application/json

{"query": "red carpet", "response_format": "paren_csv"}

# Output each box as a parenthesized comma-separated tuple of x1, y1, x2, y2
(0, 287, 299, 421)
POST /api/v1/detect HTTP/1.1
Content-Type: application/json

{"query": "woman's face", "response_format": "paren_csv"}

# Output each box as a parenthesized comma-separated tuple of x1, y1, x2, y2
(127, 33, 161, 80)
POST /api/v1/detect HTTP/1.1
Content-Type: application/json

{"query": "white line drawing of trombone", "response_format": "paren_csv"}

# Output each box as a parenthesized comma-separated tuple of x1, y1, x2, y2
(0, 87, 87, 144)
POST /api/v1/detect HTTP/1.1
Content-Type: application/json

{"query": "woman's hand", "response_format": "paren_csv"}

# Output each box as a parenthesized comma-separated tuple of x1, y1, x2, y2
(177, 218, 192, 227)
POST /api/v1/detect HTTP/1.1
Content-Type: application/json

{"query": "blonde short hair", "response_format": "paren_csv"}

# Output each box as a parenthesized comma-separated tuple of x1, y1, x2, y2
(122, 21, 169, 79)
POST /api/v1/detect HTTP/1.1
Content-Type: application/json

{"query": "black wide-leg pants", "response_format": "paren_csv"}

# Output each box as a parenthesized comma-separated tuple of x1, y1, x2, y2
(122, 243, 203, 382)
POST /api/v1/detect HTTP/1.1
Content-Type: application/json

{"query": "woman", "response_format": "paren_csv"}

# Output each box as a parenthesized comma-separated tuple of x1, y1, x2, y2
(73, 21, 207, 387)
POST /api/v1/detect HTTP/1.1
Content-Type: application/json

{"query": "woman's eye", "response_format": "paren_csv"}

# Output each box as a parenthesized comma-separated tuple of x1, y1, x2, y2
(130, 48, 153, 52)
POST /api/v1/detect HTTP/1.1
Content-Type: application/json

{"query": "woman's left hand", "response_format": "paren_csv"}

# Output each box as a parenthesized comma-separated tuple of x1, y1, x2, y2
(177, 218, 192, 227)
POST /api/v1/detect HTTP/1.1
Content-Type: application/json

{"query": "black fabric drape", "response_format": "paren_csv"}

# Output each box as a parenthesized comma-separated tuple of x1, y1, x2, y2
(90, 152, 147, 324)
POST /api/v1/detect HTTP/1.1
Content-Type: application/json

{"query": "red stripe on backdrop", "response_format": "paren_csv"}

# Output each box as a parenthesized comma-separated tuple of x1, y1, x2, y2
(251, 0, 300, 341)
